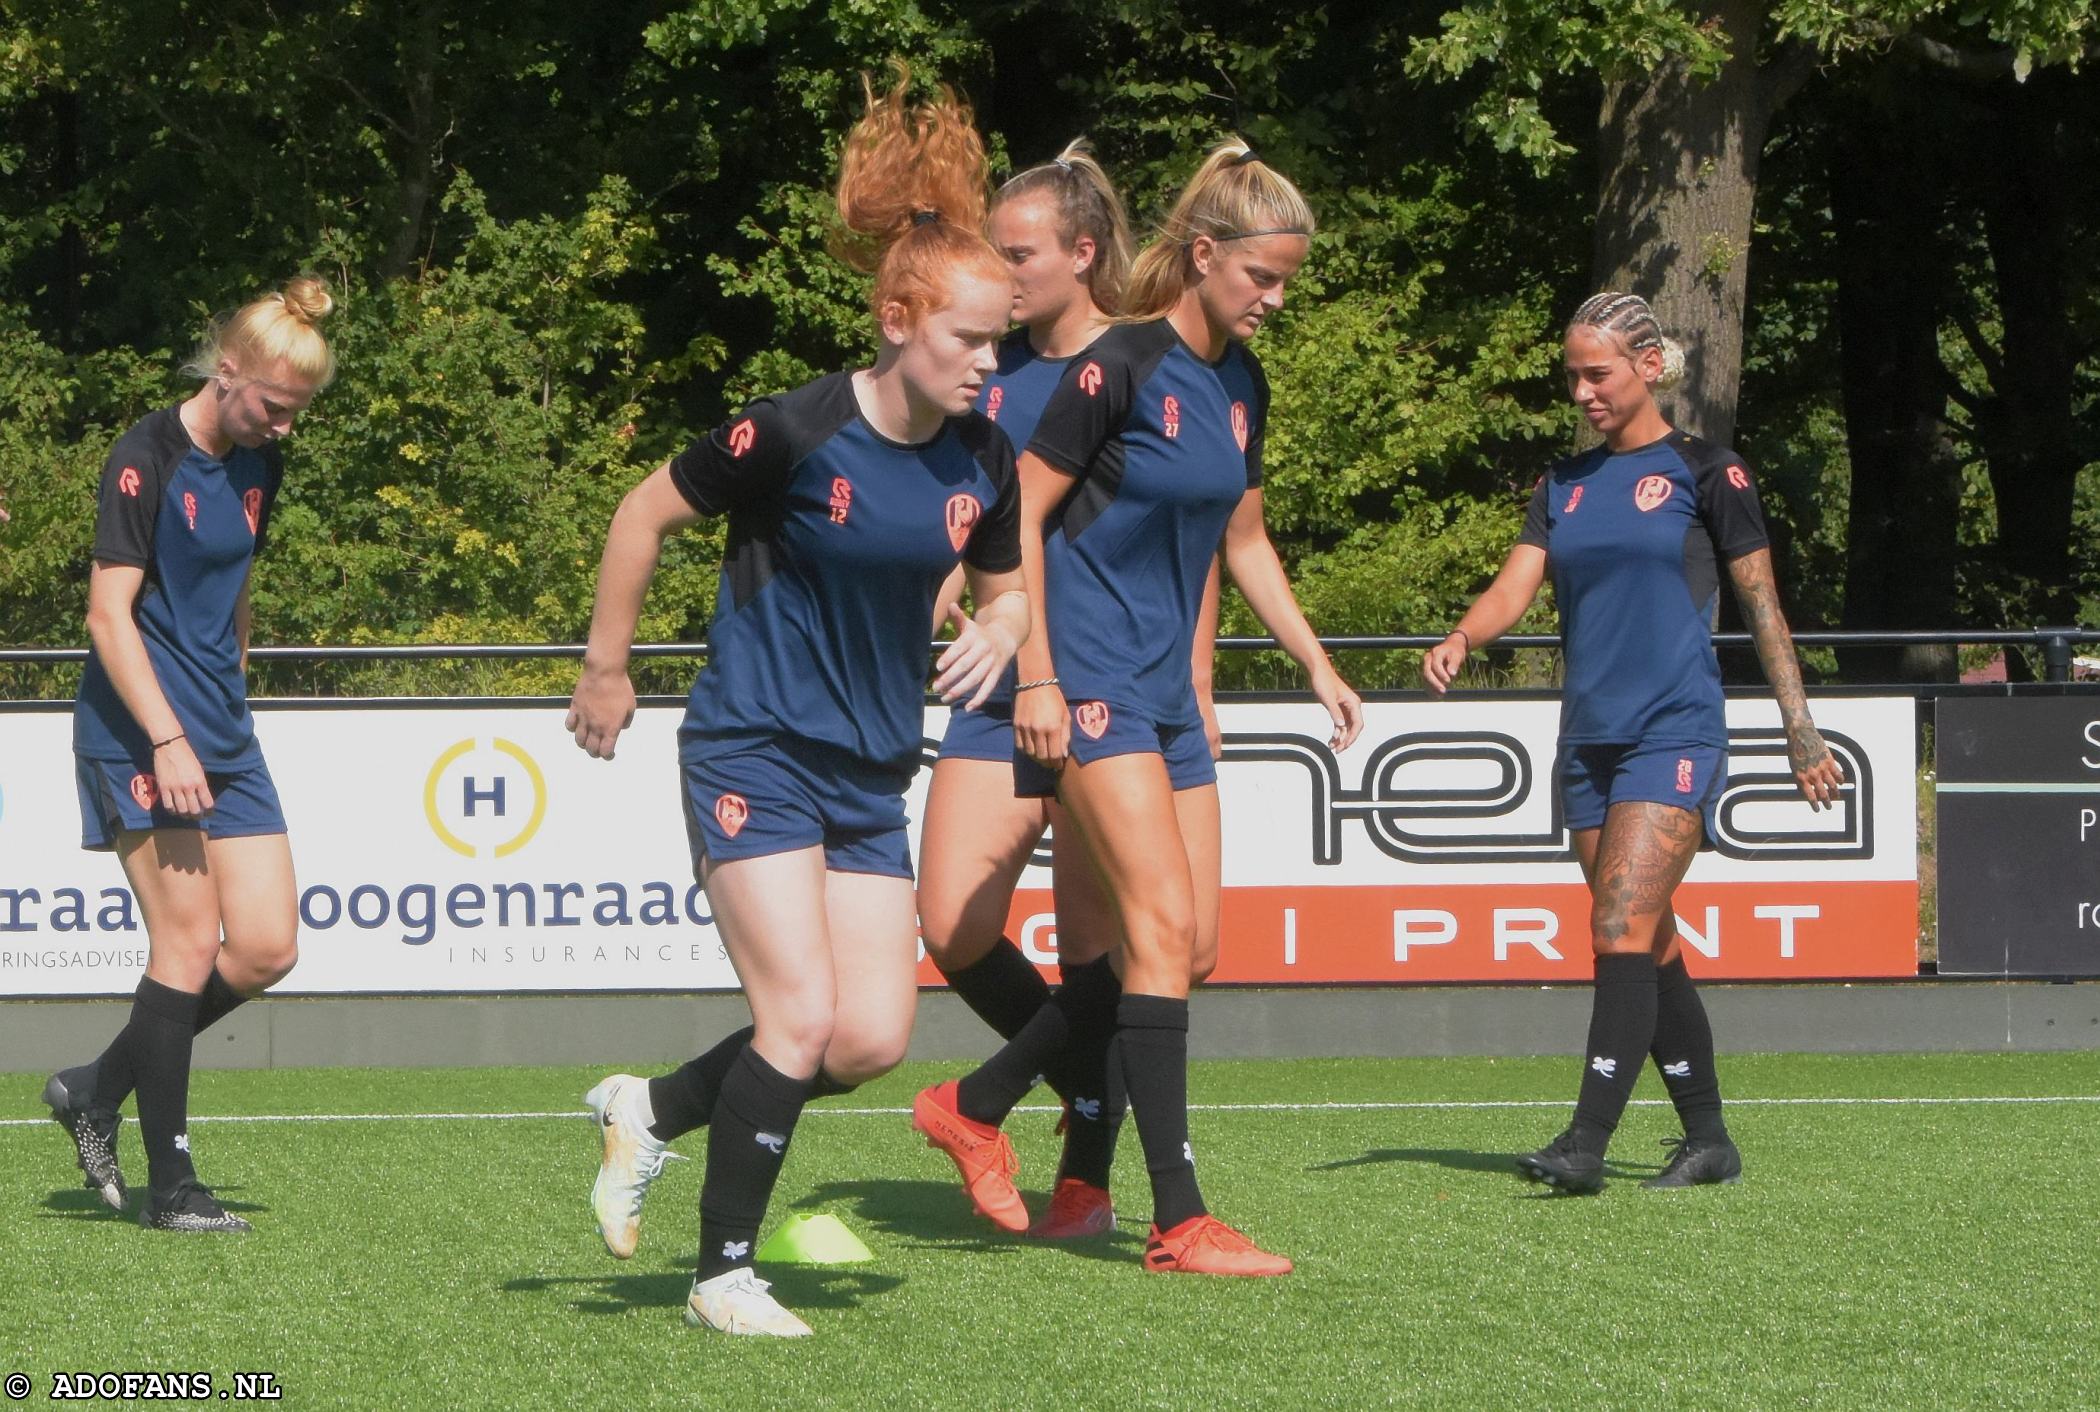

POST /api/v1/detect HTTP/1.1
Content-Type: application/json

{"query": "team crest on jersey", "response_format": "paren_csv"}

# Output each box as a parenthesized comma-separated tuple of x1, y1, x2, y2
(1230, 401, 1249, 452)
(129, 774, 158, 810)
(1078, 361, 1104, 397)
(1634, 475, 1674, 512)
(182, 491, 199, 531)
(1162, 394, 1181, 439)
(984, 386, 1004, 421)
(714, 793, 750, 838)
(1563, 485, 1585, 514)
(727, 418, 756, 458)
(829, 477, 853, 525)
(118, 467, 141, 497)
(1074, 701, 1111, 740)
(243, 487, 263, 537)
(945, 493, 981, 552)
(1676, 758, 1695, 794)
(1727, 464, 1750, 491)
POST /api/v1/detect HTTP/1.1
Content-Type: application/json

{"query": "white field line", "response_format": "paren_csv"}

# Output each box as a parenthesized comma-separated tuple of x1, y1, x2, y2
(2, 1094, 2096, 1128)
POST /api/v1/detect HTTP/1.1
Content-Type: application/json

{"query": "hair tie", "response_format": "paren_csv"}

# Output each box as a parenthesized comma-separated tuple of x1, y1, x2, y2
(910, 209, 940, 227)
(1053, 157, 1073, 172)
(1232, 148, 1261, 166)
(1216, 225, 1310, 242)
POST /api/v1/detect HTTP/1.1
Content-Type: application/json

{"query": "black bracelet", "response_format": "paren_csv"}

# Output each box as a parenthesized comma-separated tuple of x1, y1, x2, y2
(151, 731, 186, 750)
(1448, 628, 1472, 653)
(1014, 677, 1060, 693)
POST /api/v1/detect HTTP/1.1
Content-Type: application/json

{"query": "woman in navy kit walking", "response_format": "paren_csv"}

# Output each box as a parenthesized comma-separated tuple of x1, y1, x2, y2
(915, 141, 1363, 1275)
(47, 277, 336, 1233)
(1424, 291, 1845, 1193)
(916, 139, 1181, 1240)
(569, 69, 1028, 1336)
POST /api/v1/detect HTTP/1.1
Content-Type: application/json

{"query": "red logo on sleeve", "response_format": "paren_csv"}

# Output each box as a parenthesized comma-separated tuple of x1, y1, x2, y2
(1077, 361, 1104, 397)
(1162, 395, 1181, 439)
(182, 492, 199, 531)
(243, 487, 263, 536)
(1727, 464, 1750, 491)
(1230, 401, 1249, 452)
(714, 794, 750, 838)
(727, 419, 756, 458)
(1634, 475, 1674, 512)
(1676, 758, 1695, 794)
(829, 477, 853, 525)
(984, 386, 1004, 421)
(945, 493, 981, 552)
(1563, 485, 1585, 514)
(130, 773, 159, 810)
(118, 467, 141, 497)
(1074, 701, 1111, 740)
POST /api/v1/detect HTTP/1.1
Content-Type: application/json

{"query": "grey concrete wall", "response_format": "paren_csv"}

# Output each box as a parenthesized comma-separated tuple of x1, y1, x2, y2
(4, 983, 2096, 1072)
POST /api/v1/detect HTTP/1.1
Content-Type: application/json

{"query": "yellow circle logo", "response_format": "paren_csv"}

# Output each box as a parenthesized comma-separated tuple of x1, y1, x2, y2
(423, 738, 548, 859)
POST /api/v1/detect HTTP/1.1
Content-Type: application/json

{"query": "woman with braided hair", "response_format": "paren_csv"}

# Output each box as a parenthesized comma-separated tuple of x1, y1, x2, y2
(1424, 291, 1845, 1194)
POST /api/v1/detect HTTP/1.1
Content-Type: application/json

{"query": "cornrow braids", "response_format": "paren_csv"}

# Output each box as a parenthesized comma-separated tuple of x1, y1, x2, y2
(1567, 291, 1687, 387)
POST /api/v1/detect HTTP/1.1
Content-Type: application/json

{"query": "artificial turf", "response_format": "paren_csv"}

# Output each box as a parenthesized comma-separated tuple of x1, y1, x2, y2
(3, 1053, 2095, 1410)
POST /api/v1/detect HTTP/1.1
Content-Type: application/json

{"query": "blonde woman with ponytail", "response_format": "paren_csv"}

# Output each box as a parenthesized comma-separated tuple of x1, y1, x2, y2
(1424, 292, 1843, 1195)
(567, 67, 1028, 1337)
(913, 140, 1362, 1277)
(914, 138, 1173, 1242)
(50, 278, 336, 1235)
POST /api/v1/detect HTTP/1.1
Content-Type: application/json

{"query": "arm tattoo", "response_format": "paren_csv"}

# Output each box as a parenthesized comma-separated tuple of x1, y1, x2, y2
(1728, 550, 1829, 773)
(1590, 803, 1703, 945)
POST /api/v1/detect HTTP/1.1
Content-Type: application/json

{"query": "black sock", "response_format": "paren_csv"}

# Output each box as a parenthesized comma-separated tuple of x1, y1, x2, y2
(1651, 956, 1728, 1143)
(940, 937, 1051, 1041)
(697, 1046, 810, 1282)
(1052, 958, 1125, 1188)
(194, 968, 249, 1034)
(808, 1070, 859, 1101)
(954, 952, 1124, 1126)
(648, 1025, 755, 1142)
(1111, 993, 1204, 1231)
(128, 979, 203, 1191)
(1570, 953, 1661, 1154)
(81, 967, 251, 1118)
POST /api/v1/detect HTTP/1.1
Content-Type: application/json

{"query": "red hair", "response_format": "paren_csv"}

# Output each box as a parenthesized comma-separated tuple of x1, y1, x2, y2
(833, 63, 1007, 324)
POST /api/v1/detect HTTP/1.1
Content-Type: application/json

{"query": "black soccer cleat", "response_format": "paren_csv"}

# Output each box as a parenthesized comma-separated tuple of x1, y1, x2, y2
(1516, 1129, 1605, 1195)
(44, 1070, 128, 1211)
(140, 1180, 252, 1234)
(1641, 1135, 1742, 1189)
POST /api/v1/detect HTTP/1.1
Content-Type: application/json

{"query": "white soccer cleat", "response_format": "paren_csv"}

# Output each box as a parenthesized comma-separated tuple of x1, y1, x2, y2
(585, 1074, 683, 1260)
(684, 1268, 813, 1338)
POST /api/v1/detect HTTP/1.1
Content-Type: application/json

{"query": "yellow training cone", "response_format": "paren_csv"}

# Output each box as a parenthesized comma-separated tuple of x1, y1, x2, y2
(756, 1213, 874, 1265)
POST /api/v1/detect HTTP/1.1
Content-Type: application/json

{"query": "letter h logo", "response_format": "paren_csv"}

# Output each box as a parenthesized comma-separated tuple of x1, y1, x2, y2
(462, 776, 507, 817)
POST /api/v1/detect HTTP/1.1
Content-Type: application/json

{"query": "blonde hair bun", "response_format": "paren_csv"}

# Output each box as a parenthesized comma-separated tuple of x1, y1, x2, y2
(279, 275, 335, 326)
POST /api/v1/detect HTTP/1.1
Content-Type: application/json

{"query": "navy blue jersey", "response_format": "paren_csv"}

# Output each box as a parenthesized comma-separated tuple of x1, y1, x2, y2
(74, 407, 282, 769)
(1025, 320, 1264, 724)
(670, 371, 1023, 772)
(1518, 429, 1769, 746)
(972, 327, 1093, 708)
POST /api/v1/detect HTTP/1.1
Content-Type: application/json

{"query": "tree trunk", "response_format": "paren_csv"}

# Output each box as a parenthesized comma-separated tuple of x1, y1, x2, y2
(1831, 76, 1962, 682)
(1591, 0, 1771, 446)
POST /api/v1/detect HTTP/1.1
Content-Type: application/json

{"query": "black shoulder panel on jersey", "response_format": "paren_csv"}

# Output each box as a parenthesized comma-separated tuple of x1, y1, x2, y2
(953, 410, 1024, 574)
(91, 407, 191, 572)
(1670, 429, 1769, 561)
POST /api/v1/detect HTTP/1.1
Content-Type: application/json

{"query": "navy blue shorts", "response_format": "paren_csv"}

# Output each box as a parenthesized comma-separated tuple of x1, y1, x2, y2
(936, 700, 1015, 764)
(681, 734, 915, 880)
(76, 755, 287, 851)
(1013, 698, 1216, 799)
(1557, 740, 1725, 842)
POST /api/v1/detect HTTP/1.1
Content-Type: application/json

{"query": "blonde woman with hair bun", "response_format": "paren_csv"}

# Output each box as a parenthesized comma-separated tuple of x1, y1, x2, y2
(567, 65, 1028, 1338)
(1424, 290, 1843, 1195)
(913, 139, 1363, 1278)
(48, 276, 337, 1235)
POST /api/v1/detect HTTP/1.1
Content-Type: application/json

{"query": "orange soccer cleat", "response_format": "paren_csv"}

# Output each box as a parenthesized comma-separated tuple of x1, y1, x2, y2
(911, 1080, 1028, 1233)
(1142, 1214, 1293, 1277)
(1027, 1178, 1116, 1239)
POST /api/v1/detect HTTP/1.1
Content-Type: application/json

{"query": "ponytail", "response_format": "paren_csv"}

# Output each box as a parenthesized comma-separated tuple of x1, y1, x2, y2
(833, 62, 1006, 324)
(1121, 139, 1315, 322)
